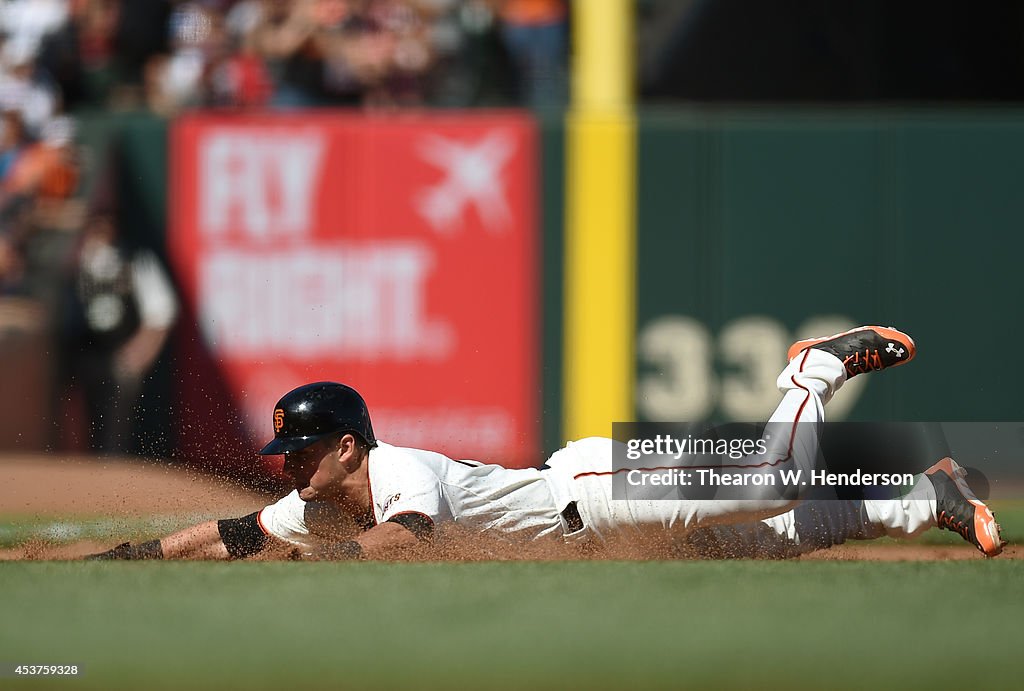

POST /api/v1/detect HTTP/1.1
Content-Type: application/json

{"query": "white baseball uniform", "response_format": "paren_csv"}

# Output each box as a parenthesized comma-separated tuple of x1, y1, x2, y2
(256, 348, 939, 555)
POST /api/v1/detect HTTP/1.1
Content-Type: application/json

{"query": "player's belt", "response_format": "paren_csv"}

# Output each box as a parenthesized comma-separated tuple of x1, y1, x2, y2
(560, 501, 584, 533)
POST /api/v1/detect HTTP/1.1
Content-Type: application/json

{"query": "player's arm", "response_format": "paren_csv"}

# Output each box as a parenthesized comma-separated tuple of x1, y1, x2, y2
(166, 513, 278, 559)
(313, 452, 442, 561)
(161, 519, 230, 559)
(84, 520, 228, 560)
(84, 512, 285, 561)
(315, 513, 434, 560)
(85, 488, 320, 561)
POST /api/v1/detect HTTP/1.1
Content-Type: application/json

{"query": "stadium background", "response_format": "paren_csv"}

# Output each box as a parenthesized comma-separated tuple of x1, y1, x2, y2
(19, 111, 1024, 451)
(2, 1, 1023, 688)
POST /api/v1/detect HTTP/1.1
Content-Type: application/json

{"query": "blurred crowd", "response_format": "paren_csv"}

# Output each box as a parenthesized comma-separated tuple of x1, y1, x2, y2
(0, 0, 570, 455)
(1, 0, 573, 295)
(6, 0, 569, 118)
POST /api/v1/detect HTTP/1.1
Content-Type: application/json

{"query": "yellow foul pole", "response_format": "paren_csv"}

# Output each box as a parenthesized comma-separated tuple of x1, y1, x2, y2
(563, 0, 636, 440)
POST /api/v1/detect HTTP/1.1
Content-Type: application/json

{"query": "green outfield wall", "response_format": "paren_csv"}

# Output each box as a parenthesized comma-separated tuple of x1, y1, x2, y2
(75, 109, 1024, 462)
(633, 109, 1024, 434)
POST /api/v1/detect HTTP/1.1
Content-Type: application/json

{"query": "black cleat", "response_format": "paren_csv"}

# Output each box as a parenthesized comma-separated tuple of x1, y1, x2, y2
(926, 457, 1005, 557)
(787, 325, 916, 378)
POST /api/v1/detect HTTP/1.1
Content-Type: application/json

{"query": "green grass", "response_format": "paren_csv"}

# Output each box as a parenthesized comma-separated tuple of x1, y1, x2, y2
(2, 501, 1021, 689)
(0, 560, 1021, 690)
(0, 514, 214, 548)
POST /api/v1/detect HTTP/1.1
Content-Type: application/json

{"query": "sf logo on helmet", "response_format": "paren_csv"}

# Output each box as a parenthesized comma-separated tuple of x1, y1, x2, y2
(273, 408, 285, 433)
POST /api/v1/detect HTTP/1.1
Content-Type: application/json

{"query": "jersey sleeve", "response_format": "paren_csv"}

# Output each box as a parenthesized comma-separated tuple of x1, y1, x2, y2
(370, 455, 444, 526)
(257, 490, 316, 548)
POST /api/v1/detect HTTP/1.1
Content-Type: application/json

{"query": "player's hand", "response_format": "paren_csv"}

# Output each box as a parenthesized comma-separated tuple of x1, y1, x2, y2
(84, 540, 164, 560)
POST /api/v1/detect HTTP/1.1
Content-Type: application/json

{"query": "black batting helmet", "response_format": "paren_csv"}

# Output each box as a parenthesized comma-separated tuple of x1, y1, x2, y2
(259, 382, 377, 455)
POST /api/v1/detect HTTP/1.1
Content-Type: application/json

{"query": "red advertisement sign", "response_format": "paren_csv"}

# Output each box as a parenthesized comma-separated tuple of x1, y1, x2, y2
(169, 112, 538, 471)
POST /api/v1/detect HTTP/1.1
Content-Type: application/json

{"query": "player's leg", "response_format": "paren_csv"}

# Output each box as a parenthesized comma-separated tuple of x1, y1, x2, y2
(681, 494, 931, 560)
(552, 326, 917, 541)
(560, 349, 848, 539)
(763, 324, 918, 472)
(685, 458, 1004, 558)
(640, 326, 918, 530)
(584, 348, 846, 535)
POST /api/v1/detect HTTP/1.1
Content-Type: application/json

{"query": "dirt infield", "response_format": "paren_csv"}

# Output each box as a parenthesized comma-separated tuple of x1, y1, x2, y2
(801, 543, 1020, 561)
(0, 453, 270, 516)
(0, 452, 271, 560)
(0, 453, 1016, 562)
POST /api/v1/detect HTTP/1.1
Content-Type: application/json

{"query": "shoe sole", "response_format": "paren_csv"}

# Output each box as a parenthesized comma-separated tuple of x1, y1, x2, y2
(787, 325, 917, 363)
(926, 457, 1004, 557)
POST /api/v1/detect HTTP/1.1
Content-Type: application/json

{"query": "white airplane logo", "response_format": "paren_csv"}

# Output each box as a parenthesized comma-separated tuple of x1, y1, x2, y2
(415, 131, 516, 234)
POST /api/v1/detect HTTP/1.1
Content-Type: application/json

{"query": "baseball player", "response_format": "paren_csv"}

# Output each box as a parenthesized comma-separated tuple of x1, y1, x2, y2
(87, 325, 1005, 561)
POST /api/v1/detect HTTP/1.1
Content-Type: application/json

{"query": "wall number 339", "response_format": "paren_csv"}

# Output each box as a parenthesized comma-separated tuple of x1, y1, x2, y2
(637, 315, 865, 422)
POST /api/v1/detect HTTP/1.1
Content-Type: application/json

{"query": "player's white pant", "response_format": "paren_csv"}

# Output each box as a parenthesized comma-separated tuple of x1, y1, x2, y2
(544, 349, 851, 541)
(682, 478, 939, 558)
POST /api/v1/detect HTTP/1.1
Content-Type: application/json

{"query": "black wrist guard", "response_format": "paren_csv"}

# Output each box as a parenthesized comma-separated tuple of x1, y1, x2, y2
(386, 513, 434, 541)
(218, 512, 269, 559)
(85, 539, 164, 560)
